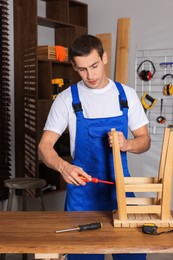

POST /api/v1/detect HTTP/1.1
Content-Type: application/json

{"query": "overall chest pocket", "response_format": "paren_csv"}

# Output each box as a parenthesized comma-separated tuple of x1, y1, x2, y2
(88, 125, 122, 138)
(87, 125, 123, 165)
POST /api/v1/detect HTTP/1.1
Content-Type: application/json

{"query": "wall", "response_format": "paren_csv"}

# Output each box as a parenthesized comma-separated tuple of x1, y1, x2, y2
(2, 0, 173, 210)
(82, 0, 173, 84)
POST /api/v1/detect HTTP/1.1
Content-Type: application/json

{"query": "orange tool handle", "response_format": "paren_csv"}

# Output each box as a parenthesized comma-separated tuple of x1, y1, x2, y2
(80, 176, 114, 185)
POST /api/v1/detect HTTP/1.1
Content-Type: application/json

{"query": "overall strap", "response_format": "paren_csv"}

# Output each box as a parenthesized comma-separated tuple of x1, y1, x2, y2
(71, 84, 84, 117)
(115, 81, 129, 115)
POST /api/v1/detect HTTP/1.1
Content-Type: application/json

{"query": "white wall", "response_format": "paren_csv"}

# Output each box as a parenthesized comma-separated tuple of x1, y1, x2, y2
(82, 0, 173, 84)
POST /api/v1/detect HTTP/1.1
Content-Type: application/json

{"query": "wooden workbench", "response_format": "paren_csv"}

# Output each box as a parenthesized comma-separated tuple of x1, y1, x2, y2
(0, 211, 173, 255)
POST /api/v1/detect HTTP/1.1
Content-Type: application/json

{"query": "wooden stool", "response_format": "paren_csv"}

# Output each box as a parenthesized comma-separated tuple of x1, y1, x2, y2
(4, 177, 46, 211)
(111, 127, 173, 227)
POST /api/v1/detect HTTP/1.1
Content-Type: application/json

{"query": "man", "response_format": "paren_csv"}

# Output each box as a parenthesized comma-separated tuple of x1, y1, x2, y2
(38, 34, 150, 260)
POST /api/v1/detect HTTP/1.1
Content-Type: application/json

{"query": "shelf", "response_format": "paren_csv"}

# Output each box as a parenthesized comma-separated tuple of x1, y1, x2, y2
(38, 16, 74, 29)
(38, 58, 71, 65)
(69, 0, 88, 27)
(14, 0, 88, 192)
(38, 16, 87, 29)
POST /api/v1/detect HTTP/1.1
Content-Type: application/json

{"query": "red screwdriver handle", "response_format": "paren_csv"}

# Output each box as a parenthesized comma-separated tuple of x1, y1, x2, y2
(91, 178, 99, 183)
(79, 176, 114, 185)
(79, 177, 98, 183)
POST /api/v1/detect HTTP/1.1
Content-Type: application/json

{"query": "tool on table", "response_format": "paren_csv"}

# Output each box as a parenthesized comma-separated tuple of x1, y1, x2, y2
(80, 176, 115, 185)
(157, 99, 166, 124)
(55, 222, 102, 233)
(142, 223, 173, 235)
(141, 92, 157, 112)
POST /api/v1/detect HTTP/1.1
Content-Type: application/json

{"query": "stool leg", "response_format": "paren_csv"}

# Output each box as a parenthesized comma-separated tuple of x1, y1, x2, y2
(37, 189, 45, 211)
(7, 188, 14, 211)
(22, 190, 27, 211)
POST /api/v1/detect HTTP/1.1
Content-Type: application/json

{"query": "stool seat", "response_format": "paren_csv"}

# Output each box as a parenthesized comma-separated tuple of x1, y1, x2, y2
(4, 177, 46, 190)
(4, 177, 46, 211)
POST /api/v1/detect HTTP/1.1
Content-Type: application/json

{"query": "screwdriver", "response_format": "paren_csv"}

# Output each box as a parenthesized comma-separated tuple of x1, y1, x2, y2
(80, 176, 115, 185)
(55, 222, 102, 233)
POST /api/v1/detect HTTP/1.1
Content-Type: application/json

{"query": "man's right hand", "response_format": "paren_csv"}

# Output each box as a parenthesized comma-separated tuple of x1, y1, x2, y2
(59, 160, 92, 186)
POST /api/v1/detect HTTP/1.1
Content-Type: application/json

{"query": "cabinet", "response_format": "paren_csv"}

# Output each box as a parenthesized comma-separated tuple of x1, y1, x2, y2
(14, 0, 88, 191)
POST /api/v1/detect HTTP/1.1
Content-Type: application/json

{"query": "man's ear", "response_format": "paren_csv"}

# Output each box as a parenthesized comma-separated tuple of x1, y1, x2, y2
(71, 61, 77, 71)
(102, 52, 108, 65)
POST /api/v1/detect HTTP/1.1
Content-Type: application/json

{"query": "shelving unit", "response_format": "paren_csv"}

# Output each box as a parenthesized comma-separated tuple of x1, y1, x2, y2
(14, 0, 88, 192)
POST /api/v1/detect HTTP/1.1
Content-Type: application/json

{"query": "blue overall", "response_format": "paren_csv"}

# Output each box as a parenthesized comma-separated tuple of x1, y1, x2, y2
(65, 82, 146, 260)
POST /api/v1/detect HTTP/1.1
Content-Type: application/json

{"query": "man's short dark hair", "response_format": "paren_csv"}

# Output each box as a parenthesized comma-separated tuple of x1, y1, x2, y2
(69, 34, 104, 63)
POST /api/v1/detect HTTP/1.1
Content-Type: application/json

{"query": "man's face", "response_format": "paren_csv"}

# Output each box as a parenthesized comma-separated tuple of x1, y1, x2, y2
(72, 49, 108, 89)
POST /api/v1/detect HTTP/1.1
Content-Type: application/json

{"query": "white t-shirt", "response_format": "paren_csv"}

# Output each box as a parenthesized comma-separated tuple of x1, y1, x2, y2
(44, 79, 149, 157)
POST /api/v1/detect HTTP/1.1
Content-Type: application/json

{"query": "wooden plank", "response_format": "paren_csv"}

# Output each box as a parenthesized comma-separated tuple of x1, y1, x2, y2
(161, 130, 173, 219)
(115, 18, 130, 84)
(158, 128, 170, 181)
(126, 197, 156, 205)
(126, 205, 161, 214)
(157, 128, 170, 201)
(111, 128, 127, 220)
(96, 33, 112, 78)
(113, 211, 173, 228)
(124, 177, 158, 184)
(124, 183, 162, 192)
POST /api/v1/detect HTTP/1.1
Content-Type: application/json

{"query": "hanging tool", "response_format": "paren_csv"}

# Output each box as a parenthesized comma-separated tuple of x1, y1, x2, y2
(162, 74, 173, 96)
(55, 222, 102, 233)
(80, 176, 115, 185)
(157, 99, 166, 124)
(159, 62, 173, 68)
(51, 78, 64, 100)
(137, 60, 156, 81)
(141, 92, 157, 112)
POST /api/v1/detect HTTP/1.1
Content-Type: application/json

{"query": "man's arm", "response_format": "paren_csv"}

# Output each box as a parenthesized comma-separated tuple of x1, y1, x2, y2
(109, 125, 151, 154)
(38, 130, 91, 186)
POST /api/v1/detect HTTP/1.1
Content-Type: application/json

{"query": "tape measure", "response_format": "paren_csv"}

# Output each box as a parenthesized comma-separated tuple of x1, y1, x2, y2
(142, 223, 173, 235)
(142, 224, 158, 234)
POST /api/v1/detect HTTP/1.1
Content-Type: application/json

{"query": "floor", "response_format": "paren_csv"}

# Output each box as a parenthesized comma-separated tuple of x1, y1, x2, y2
(3, 253, 173, 259)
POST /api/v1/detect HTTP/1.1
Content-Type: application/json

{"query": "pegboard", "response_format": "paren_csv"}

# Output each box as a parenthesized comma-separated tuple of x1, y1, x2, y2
(135, 49, 173, 141)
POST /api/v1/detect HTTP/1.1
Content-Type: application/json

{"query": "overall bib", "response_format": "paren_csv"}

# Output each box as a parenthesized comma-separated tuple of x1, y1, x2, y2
(65, 82, 146, 260)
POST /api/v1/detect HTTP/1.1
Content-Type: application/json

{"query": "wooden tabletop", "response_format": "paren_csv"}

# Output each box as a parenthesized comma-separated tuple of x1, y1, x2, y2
(0, 211, 173, 254)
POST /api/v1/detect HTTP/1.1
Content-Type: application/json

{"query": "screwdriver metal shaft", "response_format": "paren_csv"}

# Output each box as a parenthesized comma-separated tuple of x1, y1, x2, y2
(56, 227, 80, 233)
(55, 222, 102, 233)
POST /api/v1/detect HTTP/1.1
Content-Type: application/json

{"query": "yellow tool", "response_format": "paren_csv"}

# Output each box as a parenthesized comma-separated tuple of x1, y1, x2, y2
(51, 78, 64, 100)
(163, 84, 173, 96)
(141, 92, 157, 111)
(51, 78, 64, 87)
(142, 223, 173, 235)
(142, 223, 158, 234)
